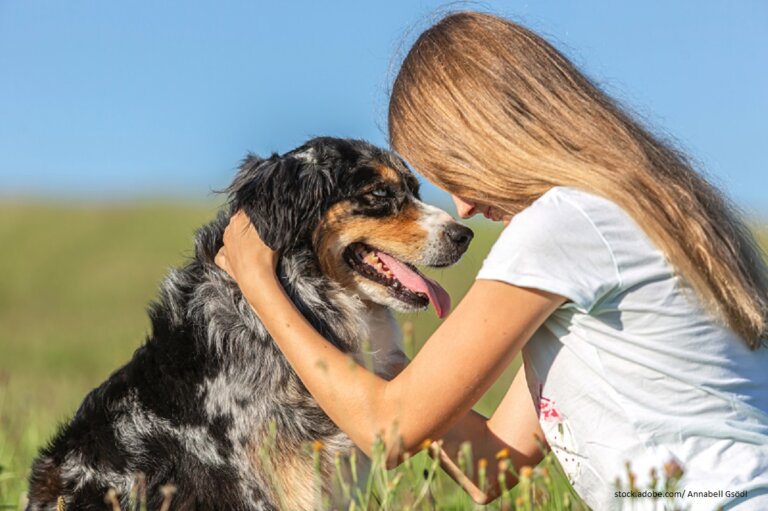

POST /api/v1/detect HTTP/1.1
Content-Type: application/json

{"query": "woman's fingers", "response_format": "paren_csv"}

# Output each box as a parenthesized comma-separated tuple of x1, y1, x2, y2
(217, 210, 280, 282)
(214, 246, 230, 275)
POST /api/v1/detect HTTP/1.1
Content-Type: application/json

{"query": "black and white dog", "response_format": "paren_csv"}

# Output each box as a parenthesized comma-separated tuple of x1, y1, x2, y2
(27, 137, 472, 510)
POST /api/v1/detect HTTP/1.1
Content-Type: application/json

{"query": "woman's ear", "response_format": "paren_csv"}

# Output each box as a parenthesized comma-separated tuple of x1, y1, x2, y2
(227, 154, 335, 252)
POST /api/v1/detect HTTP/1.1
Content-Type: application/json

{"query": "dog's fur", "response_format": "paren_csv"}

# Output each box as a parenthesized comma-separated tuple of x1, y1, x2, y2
(26, 137, 472, 510)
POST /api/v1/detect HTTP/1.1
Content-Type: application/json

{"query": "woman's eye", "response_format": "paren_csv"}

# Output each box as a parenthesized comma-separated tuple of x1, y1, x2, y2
(370, 188, 389, 198)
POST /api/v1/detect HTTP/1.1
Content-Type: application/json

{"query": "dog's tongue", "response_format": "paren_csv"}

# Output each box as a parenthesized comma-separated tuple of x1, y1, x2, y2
(375, 251, 451, 318)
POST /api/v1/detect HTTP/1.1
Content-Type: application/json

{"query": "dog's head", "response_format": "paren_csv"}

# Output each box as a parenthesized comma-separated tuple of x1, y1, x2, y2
(228, 137, 472, 317)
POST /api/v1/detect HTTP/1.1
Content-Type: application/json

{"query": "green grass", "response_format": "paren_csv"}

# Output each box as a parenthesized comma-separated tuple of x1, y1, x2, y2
(0, 200, 764, 510)
(0, 200, 222, 510)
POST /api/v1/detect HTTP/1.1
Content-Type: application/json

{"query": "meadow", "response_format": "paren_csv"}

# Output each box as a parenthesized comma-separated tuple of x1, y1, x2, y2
(0, 200, 764, 510)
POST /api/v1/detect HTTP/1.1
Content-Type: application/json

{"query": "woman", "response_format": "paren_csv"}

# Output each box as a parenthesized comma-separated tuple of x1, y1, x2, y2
(216, 12, 768, 510)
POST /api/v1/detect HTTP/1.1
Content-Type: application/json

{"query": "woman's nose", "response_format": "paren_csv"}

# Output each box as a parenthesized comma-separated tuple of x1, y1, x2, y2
(451, 195, 476, 219)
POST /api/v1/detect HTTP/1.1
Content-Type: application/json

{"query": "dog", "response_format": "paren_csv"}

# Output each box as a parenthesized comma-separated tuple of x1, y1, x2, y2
(26, 137, 473, 510)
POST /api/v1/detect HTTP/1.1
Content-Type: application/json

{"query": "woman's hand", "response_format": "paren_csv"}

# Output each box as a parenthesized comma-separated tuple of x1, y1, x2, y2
(215, 210, 280, 292)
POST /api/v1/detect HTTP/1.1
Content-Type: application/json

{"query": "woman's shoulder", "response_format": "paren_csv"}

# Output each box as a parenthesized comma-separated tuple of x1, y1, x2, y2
(507, 186, 633, 246)
(480, 186, 626, 313)
(481, 185, 675, 313)
(521, 186, 651, 253)
(529, 186, 627, 223)
(509, 185, 677, 298)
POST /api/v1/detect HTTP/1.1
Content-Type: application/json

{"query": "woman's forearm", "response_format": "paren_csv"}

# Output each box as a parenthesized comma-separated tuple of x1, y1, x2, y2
(432, 410, 537, 504)
(427, 364, 549, 503)
(432, 411, 503, 503)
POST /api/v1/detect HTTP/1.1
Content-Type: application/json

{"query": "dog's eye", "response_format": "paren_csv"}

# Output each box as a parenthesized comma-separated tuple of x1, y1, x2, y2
(370, 187, 390, 198)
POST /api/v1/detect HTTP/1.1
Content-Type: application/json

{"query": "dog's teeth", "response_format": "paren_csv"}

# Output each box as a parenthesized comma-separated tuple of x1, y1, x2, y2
(393, 281, 400, 289)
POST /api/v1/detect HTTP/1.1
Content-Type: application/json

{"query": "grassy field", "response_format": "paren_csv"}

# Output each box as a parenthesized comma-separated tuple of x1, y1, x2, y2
(0, 200, 764, 510)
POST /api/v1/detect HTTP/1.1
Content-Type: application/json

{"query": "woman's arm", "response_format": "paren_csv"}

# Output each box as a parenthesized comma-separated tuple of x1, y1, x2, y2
(216, 211, 564, 468)
(433, 365, 548, 503)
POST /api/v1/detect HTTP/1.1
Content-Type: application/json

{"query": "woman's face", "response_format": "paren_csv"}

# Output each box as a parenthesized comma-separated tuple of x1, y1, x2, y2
(450, 194, 510, 224)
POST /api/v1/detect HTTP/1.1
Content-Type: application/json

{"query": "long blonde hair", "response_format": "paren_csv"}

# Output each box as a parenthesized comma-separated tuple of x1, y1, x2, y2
(388, 11, 768, 349)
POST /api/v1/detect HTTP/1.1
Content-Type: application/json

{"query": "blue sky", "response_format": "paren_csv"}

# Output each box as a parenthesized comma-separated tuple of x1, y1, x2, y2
(0, 1, 766, 216)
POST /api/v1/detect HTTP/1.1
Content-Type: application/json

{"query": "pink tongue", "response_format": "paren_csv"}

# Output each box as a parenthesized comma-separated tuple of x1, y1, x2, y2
(375, 251, 451, 318)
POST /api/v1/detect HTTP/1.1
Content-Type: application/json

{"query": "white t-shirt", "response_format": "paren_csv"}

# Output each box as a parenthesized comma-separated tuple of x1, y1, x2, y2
(476, 186, 768, 511)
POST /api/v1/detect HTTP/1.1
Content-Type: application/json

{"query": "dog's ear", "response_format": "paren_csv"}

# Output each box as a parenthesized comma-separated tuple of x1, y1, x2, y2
(227, 153, 335, 252)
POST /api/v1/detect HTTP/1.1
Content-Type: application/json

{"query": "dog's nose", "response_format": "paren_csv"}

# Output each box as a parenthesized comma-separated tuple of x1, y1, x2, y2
(443, 223, 474, 251)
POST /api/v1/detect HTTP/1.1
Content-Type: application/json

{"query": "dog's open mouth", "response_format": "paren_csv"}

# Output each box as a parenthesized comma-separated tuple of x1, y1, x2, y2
(343, 242, 451, 318)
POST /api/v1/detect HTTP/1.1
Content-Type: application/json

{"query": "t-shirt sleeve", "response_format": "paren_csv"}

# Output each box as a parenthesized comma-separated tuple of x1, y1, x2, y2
(476, 190, 621, 313)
